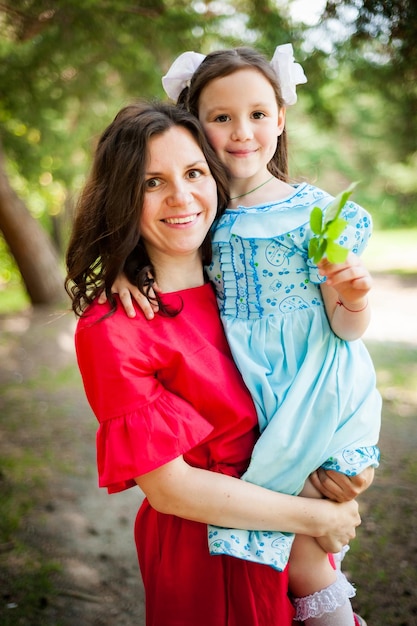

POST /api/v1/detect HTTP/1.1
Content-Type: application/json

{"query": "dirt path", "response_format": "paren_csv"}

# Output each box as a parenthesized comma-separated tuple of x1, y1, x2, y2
(1, 271, 416, 625)
(0, 309, 145, 625)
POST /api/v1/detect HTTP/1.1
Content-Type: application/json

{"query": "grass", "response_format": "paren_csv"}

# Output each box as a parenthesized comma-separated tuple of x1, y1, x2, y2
(368, 342, 417, 390)
(363, 227, 417, 273)
(0, 341, 85, 624)
(348, 339, 417, 624)
(0, 447, 62, 624)
(1, 561, 61, 626)
(367, 228, 417, 252)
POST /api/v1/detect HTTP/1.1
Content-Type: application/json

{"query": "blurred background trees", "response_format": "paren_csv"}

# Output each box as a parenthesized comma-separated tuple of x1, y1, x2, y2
(0, 0, 416, 307)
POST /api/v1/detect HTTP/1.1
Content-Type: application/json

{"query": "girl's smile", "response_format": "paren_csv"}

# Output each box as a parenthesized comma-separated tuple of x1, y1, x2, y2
(227, 148, 259, 157)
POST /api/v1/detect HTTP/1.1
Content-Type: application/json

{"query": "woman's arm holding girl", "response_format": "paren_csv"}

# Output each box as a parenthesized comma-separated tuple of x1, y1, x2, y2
(102, 262, 376, 507)
(135, 454, 360, 553)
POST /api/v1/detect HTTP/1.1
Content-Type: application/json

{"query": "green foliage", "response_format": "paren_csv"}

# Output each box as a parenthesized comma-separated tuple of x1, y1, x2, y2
(289, 89, 416, 229)
(0, 232, 30, 310)
(0, 283, 30, 314)
(298, 0, 417, 227)
(0, 0, 297, 284)
(0, 0, 293, 211)
(308, 182, 357, 263)
(0, 0, 416, 292)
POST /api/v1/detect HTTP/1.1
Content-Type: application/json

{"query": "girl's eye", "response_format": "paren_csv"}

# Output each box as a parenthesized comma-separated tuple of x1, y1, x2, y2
(214, 114, 230, 123)
(252, 111, 266, 119)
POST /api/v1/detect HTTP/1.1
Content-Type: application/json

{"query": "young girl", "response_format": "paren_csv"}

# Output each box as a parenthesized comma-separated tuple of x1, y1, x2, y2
(110, 46, 380, 625)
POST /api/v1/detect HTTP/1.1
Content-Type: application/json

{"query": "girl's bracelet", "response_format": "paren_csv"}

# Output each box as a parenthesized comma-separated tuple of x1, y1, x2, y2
(336, 299, 368, 313)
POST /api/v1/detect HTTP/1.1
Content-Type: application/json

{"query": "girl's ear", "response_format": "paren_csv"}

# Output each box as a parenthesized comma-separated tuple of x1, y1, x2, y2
(277, 106, 286, 136)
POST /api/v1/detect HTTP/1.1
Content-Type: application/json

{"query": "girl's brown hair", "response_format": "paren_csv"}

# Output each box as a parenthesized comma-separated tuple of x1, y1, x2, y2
(65, 101, 230, 317)
(177, 47, 289, 182)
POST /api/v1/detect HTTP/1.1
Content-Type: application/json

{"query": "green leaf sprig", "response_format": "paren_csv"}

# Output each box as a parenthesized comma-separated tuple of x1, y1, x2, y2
(308, 182, 358, 264)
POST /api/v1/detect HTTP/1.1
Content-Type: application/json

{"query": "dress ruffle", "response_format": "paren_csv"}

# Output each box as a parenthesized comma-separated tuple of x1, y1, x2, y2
(208, 525, 294, 572)
(97, 389, 213, 493)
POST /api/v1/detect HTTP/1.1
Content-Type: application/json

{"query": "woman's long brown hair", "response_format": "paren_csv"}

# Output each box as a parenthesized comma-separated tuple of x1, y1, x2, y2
(65, 101, 230, 316)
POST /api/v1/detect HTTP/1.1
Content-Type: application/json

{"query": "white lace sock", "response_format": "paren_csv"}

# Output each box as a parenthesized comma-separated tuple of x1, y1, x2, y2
(302, 600, 355, 625)
(293, 570, 356, 623)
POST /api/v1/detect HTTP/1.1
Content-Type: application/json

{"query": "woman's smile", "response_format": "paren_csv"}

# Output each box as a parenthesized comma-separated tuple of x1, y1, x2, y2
(162, 213, 200, 225)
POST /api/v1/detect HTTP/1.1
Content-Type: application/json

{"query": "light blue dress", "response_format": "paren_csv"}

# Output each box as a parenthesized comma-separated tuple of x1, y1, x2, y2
(206, 183, 381, 571)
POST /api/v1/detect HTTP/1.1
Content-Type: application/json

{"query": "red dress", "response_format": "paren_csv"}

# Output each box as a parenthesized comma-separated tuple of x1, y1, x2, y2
(75, 283, 295, 626)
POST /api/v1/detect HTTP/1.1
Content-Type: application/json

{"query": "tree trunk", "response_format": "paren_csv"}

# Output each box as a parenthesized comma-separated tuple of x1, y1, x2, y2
(0, 144, 66, 305)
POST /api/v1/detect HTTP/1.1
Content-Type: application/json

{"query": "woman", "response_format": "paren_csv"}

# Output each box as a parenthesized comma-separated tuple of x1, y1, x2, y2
(65, 101, 361, 626)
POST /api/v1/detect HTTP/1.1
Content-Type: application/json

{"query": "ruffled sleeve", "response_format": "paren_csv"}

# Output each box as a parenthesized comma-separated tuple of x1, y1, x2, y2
(339, 200, 373, 255)
(75, 303, 214, 493)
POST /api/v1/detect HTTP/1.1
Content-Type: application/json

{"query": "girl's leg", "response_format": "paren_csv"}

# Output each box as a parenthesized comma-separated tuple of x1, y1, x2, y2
(289, 533, 337, 598)
(289, 534, 356, 624)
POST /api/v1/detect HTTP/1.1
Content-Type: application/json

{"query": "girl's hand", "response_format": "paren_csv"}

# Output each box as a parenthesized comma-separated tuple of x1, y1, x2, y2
(310, 466, 375, 502)
(318, 252, 372, 308)
(319, 252, 372, 339)
(98, 274, 159, 319)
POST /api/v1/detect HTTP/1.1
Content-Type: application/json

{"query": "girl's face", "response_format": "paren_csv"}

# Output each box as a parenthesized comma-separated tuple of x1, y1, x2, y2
(140, 125, 218, 263)
(197, 68, 285, 187)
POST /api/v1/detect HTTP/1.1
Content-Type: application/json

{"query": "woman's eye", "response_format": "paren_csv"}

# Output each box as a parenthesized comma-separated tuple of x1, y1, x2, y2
(188, 169, 202, 180)
(214, 114, 230, 123)
(145, 178, 160, 189)
(252, 111, 266, 119)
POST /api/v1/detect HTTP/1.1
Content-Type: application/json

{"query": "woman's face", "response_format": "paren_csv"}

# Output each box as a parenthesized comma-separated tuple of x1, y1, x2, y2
(140, 126, 218, 263)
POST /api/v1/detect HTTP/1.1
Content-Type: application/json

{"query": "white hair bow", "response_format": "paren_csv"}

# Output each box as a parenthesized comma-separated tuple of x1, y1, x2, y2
(162, 44, 307, 106)
(270, 43, 307, 105)
(162, 51, 206, 102)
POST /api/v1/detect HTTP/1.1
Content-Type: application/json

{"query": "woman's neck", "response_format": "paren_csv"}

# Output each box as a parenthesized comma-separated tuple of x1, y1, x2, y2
(152, 253, 205, 293)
